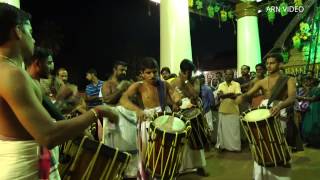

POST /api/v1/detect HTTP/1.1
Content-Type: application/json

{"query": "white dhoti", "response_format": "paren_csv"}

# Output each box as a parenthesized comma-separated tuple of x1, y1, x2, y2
(102, 106, 138, 177)
(253, 99, 291, 180)
(205, 110, 214, 131)
(215, 113, 241, 151)
(0, 140, 39, 180)
(179, 146, 206, 171)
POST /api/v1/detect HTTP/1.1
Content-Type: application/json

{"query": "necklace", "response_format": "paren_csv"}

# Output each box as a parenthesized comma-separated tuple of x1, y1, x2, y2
(0, 54, 18, 66)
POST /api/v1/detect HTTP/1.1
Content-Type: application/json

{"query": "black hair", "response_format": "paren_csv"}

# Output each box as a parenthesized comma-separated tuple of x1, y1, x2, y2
(180, 59, 195, 73)
(87, 68, 97, 76)
(160, 67, 170, 74)
(241, 65, 250, 71)
(255, 63, 266, 70)
(264, 53, 284, 63)
(26, 47, 52, 66)
(139, 57, 158, 71)
(0, 3, 31, 45)
(113, 61, 128, 69)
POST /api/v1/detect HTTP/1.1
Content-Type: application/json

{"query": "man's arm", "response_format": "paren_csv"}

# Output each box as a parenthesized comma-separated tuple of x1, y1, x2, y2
(235, 80, 262, 104)
(101, 81, 123, 104)
(1, 69, 116, 149)
(120, 82, 144, 115)
(165, 81, 182, 105)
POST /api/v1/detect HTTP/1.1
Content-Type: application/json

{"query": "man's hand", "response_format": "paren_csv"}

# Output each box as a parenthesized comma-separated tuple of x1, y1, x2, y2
(95, 105, 119, 123)
(269, 105, 281, 117)
(137, 110, 147, 123)
(235, 95, 244, 105)
(117, 80, 131, 91)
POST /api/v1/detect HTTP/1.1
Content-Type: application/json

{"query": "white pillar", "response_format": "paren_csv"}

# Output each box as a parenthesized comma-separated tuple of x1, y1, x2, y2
(236, 1, 261, 76)
(160, 0, 193, 74)
(0, 0, 20, 8)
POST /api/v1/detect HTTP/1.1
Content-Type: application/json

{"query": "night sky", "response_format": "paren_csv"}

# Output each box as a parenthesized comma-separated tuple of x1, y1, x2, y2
(21, 0, 295, 90)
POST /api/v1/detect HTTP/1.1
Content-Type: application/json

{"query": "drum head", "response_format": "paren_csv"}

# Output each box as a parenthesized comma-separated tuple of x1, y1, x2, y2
(153, 115, 186, 133)
(243, 108, 271, 122)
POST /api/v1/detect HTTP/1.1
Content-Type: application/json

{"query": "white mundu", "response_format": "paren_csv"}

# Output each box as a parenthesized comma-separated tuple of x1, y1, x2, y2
(0, 140, 39, 180)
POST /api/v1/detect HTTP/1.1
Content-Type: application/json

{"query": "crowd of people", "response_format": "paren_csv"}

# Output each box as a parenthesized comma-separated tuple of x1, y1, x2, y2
(0, 2, 320, 180)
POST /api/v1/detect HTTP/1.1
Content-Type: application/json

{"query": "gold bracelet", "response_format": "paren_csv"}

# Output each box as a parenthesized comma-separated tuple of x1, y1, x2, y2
(90, 109, 99, 122)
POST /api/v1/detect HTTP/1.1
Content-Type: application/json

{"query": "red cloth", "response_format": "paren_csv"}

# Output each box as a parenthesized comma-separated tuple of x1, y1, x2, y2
(39, 147, 51, 180)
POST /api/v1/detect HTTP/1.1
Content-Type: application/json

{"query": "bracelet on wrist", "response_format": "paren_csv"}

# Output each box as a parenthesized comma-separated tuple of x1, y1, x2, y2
(90, 109, 99, 122)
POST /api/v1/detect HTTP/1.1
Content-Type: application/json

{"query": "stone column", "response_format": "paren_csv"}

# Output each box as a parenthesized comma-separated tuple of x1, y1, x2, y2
(235, 1, 261, 75)
(160, 0, 193, 74)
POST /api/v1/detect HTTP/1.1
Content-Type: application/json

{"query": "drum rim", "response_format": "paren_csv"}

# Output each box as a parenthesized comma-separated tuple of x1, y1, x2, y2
(72, 137, 130, 162)
(152, 112, 187, 134)
(179, 108, 201, 120)
(241, 106, 271, 122)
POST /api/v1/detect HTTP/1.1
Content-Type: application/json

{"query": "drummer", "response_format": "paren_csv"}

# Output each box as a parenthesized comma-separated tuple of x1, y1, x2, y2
(236, 52, 296, 180)
(120, 57, 181, 179)
(169, 59, 209, 177)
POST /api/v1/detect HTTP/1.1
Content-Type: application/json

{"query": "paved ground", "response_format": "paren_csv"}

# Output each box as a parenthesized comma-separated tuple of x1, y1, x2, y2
(177, 146, 320, 180)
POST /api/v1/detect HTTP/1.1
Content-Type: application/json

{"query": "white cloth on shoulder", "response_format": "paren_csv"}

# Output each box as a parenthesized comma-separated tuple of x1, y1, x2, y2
(0, 139, 39, 180)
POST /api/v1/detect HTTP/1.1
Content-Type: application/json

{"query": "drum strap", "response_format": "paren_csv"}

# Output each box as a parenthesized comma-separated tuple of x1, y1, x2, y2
(157, 80, 167, 112)
(268, 75, 289, 107)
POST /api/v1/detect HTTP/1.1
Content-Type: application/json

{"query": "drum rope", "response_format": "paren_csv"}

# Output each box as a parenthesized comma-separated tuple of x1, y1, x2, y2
(265, 119, 279, 166)
(116, 152, 132, 180)
(273, 118, 291, 165)
(82, 142, 103, 180)
(246, 120, 264, 165)
(65, 136, 88, 180)
(101, 147, 119, 180)
(161, 131, 176, 180)
(254, 121, 269, 166)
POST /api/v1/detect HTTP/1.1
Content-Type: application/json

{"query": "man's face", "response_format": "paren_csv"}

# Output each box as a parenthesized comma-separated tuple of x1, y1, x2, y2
(19, 21, 35, 61)
(241, 65, 250, 76)
(225, 70, 234, 82)
(39, 55, 54, 79)
(161, 70, 170, 80)
(181, 70, 192, 81)
(86, 73, 93, 81)
(255, 66, 265, 78)
(115, 65, 127, 81)
(141, 68, 158, 84)
(266, 57, 280, 74)
(58, 70, 68, 82)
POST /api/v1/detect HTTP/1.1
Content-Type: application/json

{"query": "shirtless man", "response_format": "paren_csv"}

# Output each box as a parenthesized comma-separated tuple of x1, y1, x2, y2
(0, 4, 117, 179)
(236, 53, 296, 180)
(249, 63, 266, 108)
(169, 59, 208, 176)
(120, 57, 180, 179)
(101, 61, 131, 105)
(236, 53, 296, 116)
(120, 57, 180, 120)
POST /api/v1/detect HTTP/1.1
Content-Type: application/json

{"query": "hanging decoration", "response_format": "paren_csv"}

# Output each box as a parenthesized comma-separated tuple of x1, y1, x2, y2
(294, 0, 303, 6)
(189, 0, 194, 8)
(207, 5, 215, 18)
(279, 2, 288, 17)
(183, 0, 306, 25)
(267, 8, 276, 24)
(195, 0, 203, 10)
(220, 10, 228, 22)
(292, 33, 301, 48)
